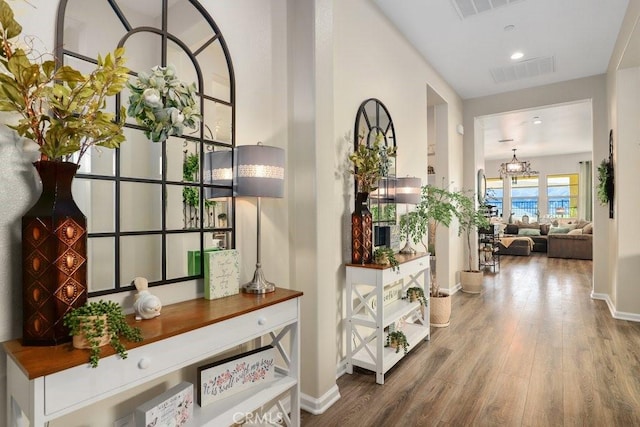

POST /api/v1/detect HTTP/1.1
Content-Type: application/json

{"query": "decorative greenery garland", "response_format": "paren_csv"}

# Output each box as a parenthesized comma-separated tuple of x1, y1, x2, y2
(128, 64, 200, 143)
(597, 158, 614, 205)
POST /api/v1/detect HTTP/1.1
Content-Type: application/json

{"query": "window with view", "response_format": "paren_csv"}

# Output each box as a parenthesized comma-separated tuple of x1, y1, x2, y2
(511, 177, 539, 222)
(547, 174, 578, 218)
(485, 178, 504, 217)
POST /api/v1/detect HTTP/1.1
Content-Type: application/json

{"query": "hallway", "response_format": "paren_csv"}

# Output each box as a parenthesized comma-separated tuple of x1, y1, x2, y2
(302, 254, 640, 426)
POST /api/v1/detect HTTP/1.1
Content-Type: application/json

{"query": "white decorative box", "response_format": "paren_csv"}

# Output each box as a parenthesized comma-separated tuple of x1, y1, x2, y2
(135, 381, 193, 427)
(197, 346, 276, 407)
(204, 249, 240, 300)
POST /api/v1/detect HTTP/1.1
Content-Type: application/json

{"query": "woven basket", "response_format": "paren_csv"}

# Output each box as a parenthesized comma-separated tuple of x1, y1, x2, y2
(71, 315, 112, 349)
(430, 294, 451, 327)
(461, 270, 483, 294)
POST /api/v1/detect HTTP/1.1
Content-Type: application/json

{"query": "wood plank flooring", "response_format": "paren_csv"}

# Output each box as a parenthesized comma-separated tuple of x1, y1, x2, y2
(301, 254, 640, 426)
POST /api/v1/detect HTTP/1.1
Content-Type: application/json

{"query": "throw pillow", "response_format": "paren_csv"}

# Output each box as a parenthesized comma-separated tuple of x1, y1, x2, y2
(519, 222, 539, 229)
(568, 228, 583, 235)
(518, 228, 541, 236)
(549, 227, 571, 234)
(505, 224, 519, 235)
(582, 223, 593, 234)
(576, 219, 590, 229)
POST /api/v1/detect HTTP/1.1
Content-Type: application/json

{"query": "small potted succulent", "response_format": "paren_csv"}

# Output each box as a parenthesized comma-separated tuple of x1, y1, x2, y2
(63, 300, 143, 368)
(373, 247, 399, 271)
(386, 330, 409, 354)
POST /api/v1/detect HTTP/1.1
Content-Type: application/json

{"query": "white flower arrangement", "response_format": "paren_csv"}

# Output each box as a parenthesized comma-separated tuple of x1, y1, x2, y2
(127, 64, 201, 143)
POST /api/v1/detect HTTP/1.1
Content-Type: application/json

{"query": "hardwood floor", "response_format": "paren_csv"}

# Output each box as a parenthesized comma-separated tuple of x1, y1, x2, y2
(301, 254, 640, 426)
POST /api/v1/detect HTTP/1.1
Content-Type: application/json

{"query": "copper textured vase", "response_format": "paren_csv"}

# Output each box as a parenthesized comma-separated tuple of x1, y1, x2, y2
(351, 192, 373, 264)
(22, 161, 87, 345)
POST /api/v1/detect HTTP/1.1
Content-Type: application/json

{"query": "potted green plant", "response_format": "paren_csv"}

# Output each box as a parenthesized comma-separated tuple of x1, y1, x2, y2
(0, 0, 130, 344)
(406, 286, 427, 317)
(373, 247, 399, 271)
(63, 300, 143, 368)
(402, 183, 460, 328)
(454, 191, 490, 294)
(406, 286, 427, 307)
(385, 330, 409, 354)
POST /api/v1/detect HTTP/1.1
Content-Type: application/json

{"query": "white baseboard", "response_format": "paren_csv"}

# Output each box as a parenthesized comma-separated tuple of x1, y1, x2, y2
(591, 292, 640, 322)
(300, 385, 341, 415)
(442, 283, 461, 296)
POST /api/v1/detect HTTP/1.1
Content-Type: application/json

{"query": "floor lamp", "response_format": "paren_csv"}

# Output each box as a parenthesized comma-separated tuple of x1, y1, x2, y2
(396, 177, 422, 254)
(235, 143, 285, 294)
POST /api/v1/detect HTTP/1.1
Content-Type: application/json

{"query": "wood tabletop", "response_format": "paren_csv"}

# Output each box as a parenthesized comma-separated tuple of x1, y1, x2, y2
(346, 252, 429, 269)
(3, 288, 303, 379)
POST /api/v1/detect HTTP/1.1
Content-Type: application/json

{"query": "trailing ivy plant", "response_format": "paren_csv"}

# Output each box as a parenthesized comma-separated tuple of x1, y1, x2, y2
(63, 300, 143, 368)
(405, 286, 427, 307)
(597, 158, 614, 205)
(373, 247, 399, 271)
(386, 330, 409, 354)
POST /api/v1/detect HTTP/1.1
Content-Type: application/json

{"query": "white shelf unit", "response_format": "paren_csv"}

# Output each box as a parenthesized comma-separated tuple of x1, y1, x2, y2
(345, 253, 430, 384)
(5, 289, 302, 427)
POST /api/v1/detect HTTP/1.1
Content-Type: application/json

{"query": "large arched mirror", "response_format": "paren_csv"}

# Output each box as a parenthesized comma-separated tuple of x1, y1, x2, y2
(353, 98, 397, 245)
(56, 0, 235, 296)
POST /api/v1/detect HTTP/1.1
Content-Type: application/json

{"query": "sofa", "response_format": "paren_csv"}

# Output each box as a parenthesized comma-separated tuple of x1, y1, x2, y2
(547, 233, 593, 260)
(497, 220, 593, 260)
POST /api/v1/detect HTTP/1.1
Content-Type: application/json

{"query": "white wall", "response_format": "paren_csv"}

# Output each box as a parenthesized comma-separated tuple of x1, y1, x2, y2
(605, 0, 640, 318)
(287, 0, 464, 412)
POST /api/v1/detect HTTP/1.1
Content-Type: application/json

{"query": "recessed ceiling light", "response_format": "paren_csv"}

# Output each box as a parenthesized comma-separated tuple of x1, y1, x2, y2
(511, 52, 524, 60)
(504, 24, 516, 32)
(533, 117, 542, 125)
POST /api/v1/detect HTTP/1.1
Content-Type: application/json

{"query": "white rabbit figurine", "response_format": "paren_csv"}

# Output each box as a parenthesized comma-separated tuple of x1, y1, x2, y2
(133, 277, 162, 320)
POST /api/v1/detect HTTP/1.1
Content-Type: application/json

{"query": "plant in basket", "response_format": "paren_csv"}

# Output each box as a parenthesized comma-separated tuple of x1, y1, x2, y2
(386, 330, 409, 354)
(63, 300, 143, 368)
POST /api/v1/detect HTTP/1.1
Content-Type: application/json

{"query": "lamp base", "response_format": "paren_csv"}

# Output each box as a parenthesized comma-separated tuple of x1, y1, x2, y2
(242, 264, 276, 294)
(399, 239, 417, 255)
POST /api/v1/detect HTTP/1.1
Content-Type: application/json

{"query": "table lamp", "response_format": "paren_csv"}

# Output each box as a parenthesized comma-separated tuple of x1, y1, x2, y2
(396, 176, 422, 254)
(235, 142, 285, 293)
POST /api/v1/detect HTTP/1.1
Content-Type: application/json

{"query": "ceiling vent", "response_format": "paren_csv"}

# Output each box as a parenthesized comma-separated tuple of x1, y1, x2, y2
(490, 56, 555, 84)
(451, 0, 524, 19)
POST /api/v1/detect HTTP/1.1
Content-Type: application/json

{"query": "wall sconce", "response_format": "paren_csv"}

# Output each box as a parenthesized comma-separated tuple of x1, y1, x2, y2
(235, 143, 285, 294)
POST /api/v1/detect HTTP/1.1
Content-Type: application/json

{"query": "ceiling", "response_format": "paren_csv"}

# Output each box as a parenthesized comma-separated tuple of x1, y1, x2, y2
(372, 0, 629, 159)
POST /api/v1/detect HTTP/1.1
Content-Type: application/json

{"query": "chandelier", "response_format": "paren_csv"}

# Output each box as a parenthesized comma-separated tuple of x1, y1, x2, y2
(499, 148, 538, 184)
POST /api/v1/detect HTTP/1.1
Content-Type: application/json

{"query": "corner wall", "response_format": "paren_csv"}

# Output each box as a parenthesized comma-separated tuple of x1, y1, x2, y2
(606, 0, 640, 319)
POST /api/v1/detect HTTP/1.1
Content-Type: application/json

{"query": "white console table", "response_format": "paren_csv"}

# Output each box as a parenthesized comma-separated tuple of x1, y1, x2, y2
(4, 288, 302, 427)
(345, 253, 430, 384)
